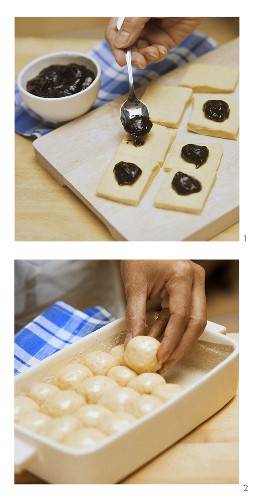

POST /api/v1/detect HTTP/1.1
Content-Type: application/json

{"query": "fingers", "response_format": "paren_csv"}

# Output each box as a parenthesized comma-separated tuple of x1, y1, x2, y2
(114, 17, 151, 49)
(159, 264, 207, 373)
(124, 287, 147, 347)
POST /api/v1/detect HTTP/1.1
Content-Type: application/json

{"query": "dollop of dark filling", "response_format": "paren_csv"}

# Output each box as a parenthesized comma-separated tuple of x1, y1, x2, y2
(172, 171, 202, 195)
(114, 161, 142, 185)
(181, 144, 209, 168)
(26, 63, 96, 98)
(203, 100, 230, 122)
(122, 115, 153, 146)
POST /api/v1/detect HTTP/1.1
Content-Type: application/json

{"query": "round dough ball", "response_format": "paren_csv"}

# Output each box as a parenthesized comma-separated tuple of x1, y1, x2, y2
(98, 386, 139, 412)
(126, 395, 162, 417)
(29, 382, 60, 405)
(19, 411, 52, 433)
(74, 404, 112, 427)
(152, 383, 183, 402)
(124, 336, 162, 374)
(127, 373, 166, 394)
(107, 365, 137, 386)
(110, 345, 125, 365)
(83, 350, 116, 375)
(63, 428, 106, 449)
(40, 415, 81, 442)
(15, 396, 39, 423)
(54, 363, 93, 390)
(41, 390, 84, 417)
(77, 376, 118, 404)
(97, 411, 136, 436)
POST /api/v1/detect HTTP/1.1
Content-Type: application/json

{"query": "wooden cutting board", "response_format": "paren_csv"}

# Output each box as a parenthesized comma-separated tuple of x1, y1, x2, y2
(33, 38, 239, 241)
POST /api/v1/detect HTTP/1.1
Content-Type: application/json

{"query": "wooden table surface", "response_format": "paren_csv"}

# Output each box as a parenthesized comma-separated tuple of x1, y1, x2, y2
(14, 333, 239, 484)
(15, 36, 239, 241)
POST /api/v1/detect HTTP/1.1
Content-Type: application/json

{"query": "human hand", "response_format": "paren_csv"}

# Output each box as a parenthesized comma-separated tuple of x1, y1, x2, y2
(120, 260, 207, 372)
(105, 17, 203, 69)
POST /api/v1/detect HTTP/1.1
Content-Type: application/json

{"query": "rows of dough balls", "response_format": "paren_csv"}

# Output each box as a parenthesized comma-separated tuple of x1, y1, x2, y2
(15, 337, 183, 450)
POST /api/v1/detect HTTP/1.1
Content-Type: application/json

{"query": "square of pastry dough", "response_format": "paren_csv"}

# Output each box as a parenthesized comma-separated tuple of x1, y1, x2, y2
(188, 96, 239, 140)
(155, 145, 223, 214)
(164, 142, 223, 174)
(118, 124, 176, 166)
(179, 64, 239, 93)
(141, 85, 192, 128)
(96, 153, 160, 206)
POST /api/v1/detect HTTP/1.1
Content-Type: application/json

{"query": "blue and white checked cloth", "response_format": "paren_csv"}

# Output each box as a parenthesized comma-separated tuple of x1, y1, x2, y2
(15, 31, 218, 139)
(14, 301, 115, 376)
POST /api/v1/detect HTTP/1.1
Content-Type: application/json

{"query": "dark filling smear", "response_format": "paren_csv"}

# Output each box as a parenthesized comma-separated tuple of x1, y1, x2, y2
(203, 99, 230, 122)
(114, 161, 142, 185)
(181, 144, 209, 168)
(172, 171, 202, 196)
(26, 63, 96, 98)
(122, 115, 153, 146)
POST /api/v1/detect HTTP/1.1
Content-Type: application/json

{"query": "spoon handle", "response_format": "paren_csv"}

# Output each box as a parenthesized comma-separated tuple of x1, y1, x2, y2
(116, 17, 135, 97)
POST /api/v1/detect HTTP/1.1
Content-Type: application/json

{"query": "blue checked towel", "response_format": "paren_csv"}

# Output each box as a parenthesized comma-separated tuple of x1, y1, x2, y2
(14, 301, 115, 376)
(15, 31, 218, 139)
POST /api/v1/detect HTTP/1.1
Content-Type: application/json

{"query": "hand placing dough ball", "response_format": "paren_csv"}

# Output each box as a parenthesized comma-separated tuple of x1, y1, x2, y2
(107, 365, 137, 386)
(40, 415, 81, 442)
(152, 383, 183, 402)
(127, 372, 166, 394)
(124, 336, 162, 373)
(74, 404, 112, 428)
(41, 390, 84, 417)
(110, 345, 125, 365)
(63, 428, 106, 449)
(126, 394, 162, 417)
(29, 382, 60, 405)
(15, 396, 39, 423)
(77, 376, 118, 404)
(54, 362, 93, 390)
(83, 350, 116, 375)
(19, 411, 52, 433)
(97, 411, 136, 436)
(98, 386, 139, 412)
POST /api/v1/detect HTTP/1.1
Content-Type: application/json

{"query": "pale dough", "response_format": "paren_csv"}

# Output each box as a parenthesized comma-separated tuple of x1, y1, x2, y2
(76, 375, 118, 404)
(126, 394, 162, 417)
(41, 390, 84, 416)
(127, 373, 166, 394)
(96, 153, 160, 206)
(154, 142, 223, 214)
(40, 415, 81, 442)
(63, 428, 106, 449)
(141, 85, 192, 127)
(54, 362, 93, 390)
(98, 386, 139, 412)
(97, 411, 136, 436)
(180, 63, 239, 93)
(152, 383, 183, 402)
(188, 96, 239, 140)
(118, 124, 176, 166)
(110, 345, 125, 365)
(18, 411, 52, 433)
(107, 365, 137, 386)
(83, 350, 116, 375)
(29, 383, 60, 405)
(74, 404, 112, 427)
(124, 336, 162, 373)
(15, 396, 39, 422)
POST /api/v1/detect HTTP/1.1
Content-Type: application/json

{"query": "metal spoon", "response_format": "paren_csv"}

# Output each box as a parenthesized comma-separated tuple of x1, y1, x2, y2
(116, 17, 150, 128)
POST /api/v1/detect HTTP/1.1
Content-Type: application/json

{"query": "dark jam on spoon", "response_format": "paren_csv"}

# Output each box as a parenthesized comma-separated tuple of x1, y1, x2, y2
(202, 100, 230, 122)
(172, 171, 202, 195)
(181, 144, 209, 168)
(114, 161, 142, 185)
(122, 115, 153, 146)
(26, 63, 96, 98)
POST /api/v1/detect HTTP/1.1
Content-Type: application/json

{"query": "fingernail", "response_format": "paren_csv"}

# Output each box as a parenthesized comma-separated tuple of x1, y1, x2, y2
(158, 47, 167, 56)
(115, 31, 131, 48)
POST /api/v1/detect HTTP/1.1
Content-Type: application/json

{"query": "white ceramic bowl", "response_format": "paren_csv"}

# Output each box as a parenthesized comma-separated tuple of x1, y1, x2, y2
(17, 51, 101, 123)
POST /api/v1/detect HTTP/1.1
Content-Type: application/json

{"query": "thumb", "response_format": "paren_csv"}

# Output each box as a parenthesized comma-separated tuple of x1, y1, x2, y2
(115, 17, 151, 49)
(124, 287, 147, 346)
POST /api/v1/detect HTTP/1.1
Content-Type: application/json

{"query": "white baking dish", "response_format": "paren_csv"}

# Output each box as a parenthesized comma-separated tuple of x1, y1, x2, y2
(14, 318, 239, 484)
